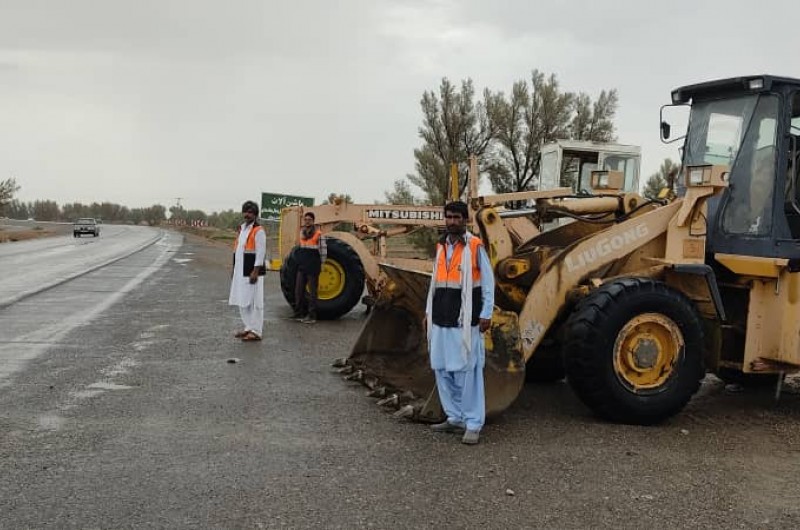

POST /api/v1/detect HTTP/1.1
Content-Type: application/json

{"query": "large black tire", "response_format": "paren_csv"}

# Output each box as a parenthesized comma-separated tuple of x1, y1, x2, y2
(525, 346, 566, 383)
(563, 278, 705, 425)
(280, 238, 365, 320)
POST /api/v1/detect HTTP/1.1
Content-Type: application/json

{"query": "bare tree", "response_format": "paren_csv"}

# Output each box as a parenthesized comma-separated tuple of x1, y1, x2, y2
(485, 71, 618, 192)
(406, 78, 497, 204)
(30, 200, 60, 221)
(0, 178, 20, 216)
(384, 179, 420, 205)
(322, 193, 353, 205)
(643, 159, 682, 200)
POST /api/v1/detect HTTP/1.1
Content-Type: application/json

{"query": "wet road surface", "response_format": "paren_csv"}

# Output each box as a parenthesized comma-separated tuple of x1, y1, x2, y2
(0, 224, 162, 307)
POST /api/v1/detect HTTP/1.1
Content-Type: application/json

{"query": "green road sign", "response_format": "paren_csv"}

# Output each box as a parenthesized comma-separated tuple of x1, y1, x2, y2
(261, 193, 314, 221)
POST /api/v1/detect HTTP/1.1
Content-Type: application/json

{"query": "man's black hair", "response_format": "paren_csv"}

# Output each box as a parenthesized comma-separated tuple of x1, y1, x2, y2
(444, 200, 468, 218)
(304, 211, 316, 221)
(241, 200, 259, 214)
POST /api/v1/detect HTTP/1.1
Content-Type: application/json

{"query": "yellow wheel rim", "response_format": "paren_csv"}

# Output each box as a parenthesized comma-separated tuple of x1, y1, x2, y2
(613, 313, 684, 392)
(316, 259, 346, 301)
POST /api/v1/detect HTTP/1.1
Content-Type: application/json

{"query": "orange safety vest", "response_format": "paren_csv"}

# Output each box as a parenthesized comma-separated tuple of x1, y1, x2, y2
(431, 236, 483, 327)
(299, 227, 322, 250)
(233, 224, 266, 276)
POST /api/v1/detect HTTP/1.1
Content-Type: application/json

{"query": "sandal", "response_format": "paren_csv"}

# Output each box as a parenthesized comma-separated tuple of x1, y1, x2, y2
(234, 330, 248, 338)
(241, 331, 262, 342)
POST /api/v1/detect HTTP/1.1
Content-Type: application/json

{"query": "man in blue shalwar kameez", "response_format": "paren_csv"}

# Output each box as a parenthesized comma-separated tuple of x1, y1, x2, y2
(425, 200, 495, 445)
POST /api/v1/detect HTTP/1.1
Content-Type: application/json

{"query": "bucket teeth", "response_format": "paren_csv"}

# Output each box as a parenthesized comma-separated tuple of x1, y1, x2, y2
(363, 375, 379, 390)
(344, 370, 364, 382)
(393, 405, 415, 419)
(376, 394, 399, 408)
(337, 365, 354, 375)
(400, 390, 416, 401)
(331, 358, 348, 368)
(367, 386, 387, 398)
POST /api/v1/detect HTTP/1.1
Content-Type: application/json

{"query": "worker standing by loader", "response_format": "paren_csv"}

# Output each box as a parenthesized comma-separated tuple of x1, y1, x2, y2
(293, 212, 327, 324)
(229, 200, 267, 341)
(426, 201, 494, 445)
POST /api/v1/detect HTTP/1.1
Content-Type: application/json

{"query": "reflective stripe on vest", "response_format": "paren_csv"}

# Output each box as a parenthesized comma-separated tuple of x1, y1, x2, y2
(232, 225, 263, 254)
(431, 236, 484, 327)
(299, 228, 322, 250)
(432, 236, 483, 288)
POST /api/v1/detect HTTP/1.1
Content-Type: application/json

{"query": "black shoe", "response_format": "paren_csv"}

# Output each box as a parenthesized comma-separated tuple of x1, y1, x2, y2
(430, 421, 465, 433)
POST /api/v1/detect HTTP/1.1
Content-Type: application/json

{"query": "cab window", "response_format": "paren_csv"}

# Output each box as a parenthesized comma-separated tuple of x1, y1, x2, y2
(720, 95, 779, 236)
(784, 92, 800, 237)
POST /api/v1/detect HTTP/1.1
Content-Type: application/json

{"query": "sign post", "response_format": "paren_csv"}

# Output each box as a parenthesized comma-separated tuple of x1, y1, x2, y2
(261, 192, 315, 270)
(260, 192, 315, 222)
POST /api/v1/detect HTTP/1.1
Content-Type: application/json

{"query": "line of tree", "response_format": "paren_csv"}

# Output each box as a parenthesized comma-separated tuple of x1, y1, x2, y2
(386, 70, 619, 205)
(4, 198, 256, 230)
(3, 198, 168, 226)
(2, 177, 361, 232)
(1, 179, 248, 230)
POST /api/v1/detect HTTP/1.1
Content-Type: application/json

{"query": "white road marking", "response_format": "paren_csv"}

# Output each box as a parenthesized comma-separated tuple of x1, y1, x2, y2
(0, 232, 183, 387)
(87, 382, 133, 390)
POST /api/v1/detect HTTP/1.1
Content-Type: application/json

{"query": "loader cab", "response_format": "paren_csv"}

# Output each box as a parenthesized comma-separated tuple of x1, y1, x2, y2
(538, 140, 641, 194)
(670, 76, 800, 259)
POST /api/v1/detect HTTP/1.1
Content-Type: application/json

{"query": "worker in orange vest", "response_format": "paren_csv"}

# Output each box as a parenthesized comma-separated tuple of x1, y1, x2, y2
(229, 200, 267, 341)
(424, 201, 494, 445)
(293, 211, 327, 324)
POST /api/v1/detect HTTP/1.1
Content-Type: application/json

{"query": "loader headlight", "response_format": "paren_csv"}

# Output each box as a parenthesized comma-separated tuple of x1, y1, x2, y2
(689, 168, 704, 186)
(686, 165, 713, 186)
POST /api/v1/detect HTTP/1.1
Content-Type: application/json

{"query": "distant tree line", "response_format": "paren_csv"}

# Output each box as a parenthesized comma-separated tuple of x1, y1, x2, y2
(3, 199, 168, 226)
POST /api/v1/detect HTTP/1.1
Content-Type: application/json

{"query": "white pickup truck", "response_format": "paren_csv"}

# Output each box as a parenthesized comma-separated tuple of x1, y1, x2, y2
(73, 218, 100, 238)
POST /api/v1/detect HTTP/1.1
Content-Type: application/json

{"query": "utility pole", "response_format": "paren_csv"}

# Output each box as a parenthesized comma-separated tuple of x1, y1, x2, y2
(173, 197, 184, 208)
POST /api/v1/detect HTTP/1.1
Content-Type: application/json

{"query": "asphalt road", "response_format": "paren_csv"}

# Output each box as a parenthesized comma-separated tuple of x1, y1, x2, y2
(1, 233, 799, 529)
(0, 224, 162, 307)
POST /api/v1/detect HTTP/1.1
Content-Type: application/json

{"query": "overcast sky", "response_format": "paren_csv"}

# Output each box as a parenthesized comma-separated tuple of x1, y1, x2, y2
(1, 0, 798, 213)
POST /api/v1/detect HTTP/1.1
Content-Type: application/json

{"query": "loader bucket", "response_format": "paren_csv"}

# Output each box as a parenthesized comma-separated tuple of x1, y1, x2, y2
(340, 264, 526, 423)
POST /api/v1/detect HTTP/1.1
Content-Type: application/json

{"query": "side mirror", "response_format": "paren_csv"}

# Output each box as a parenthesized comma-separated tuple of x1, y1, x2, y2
(660, 121, 671, 140)
(660, 103, 689, 144)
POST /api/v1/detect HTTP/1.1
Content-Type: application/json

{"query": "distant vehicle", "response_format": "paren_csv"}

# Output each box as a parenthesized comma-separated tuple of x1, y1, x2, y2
(73, 218, 100, 238)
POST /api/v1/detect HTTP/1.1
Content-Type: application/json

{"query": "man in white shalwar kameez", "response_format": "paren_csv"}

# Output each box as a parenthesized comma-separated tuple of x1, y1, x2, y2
(425, 200, 494, 445)
(229, 201, 267, 341)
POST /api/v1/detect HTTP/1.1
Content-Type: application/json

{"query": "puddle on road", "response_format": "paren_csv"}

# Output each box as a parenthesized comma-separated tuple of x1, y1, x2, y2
(102, 357, 138, 377)
(37, 414, 65, 431)
(71, 389, 104, 399)
(88, 382, 133, 391)
(133, 340, 157, 351)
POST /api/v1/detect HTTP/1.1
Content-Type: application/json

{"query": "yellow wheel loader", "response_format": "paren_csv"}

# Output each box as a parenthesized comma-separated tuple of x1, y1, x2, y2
(277, 143, 641, 320)
(340, 75, 800, 425)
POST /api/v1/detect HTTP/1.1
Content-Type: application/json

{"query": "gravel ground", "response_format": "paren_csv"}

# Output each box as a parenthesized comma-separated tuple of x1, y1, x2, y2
(1, 232, 798, 529)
